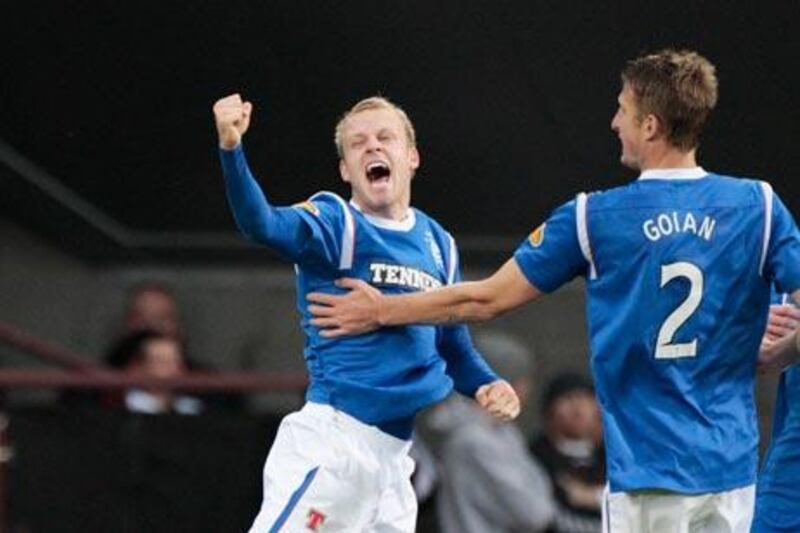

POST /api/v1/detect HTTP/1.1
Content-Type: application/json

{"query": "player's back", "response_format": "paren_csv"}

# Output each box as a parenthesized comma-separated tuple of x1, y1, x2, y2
(584, 171, 772, 493)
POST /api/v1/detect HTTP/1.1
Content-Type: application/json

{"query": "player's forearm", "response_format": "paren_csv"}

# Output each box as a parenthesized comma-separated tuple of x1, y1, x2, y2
(219, 144, 273, 239)
(377, 259, 539, 326)
(438, 324, 499, 397)
(378, 281, 503, 326)
(779, 330, 800, 365)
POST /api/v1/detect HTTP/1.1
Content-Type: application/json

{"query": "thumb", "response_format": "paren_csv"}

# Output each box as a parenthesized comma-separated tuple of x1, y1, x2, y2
(240, 101, 253, 130)
(475, 384, 490, 406)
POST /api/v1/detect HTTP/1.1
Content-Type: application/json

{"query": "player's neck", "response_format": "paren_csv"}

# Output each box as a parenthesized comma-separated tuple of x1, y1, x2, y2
(639, 146, 698, 171)
(350, 199, 411, 222)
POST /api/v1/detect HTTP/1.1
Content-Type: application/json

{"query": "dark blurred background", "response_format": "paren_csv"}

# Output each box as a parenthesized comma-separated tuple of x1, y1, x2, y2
(2, 1, 798, 264)
(1, 1, 797, 532)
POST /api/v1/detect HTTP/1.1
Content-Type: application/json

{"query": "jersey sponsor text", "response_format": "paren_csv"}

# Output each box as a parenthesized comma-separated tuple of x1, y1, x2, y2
(369, 263, 442, 292)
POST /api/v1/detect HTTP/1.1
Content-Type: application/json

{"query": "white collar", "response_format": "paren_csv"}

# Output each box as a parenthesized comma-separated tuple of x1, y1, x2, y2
(638, 167, 707, 180)
(349, 200, 416, 231)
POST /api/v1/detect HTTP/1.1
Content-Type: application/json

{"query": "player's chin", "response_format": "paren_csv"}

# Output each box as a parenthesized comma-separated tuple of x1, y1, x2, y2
(620, 155, 640, 171)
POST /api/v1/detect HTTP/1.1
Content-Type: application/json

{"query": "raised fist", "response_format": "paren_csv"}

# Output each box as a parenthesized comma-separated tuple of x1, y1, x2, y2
(213, 93, 253, 149)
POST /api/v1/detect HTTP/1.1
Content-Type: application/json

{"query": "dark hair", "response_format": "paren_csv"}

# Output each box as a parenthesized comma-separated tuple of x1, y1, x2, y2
(540, 372, 594, 415)
(621, 49, 718, 150)
(105, 329, 177, 368)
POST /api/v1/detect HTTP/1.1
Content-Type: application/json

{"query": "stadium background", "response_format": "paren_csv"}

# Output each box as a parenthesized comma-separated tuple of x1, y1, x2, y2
(1, 1, 797, 531)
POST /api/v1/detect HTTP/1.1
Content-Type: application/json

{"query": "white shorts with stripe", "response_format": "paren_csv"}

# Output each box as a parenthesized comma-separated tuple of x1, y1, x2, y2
(248, 402, 416, 533)
(602, 484, 755, 533)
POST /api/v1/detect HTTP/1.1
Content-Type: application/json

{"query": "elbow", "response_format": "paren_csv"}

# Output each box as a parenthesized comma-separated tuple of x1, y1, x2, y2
(468, 282, 513, 322)
(233, 214, 269, 243)
(234, 222, 257, 241)
(455, 301, 503, 323)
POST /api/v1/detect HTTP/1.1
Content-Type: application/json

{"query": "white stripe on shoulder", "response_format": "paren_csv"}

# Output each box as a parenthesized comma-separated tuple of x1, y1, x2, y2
(759, 181, 773, 277)
(309, 191, 355, 270)
(446, 233, 458, 285)
(575, 193, 597, 280)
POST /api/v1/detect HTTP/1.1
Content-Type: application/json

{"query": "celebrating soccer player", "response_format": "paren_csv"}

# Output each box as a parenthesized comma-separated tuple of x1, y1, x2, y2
(308, 50, 800, 532)
(214, 93, 519, 532)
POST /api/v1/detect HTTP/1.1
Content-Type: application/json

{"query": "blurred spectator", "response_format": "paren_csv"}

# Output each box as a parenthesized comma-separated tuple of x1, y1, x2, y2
(122, 282, 184, 339)
(530, 373, 605, 533)
(105, 330, 203, 415)
(420, 330, 555, 533)
(116, 283, 242, 412)
(410, 438, 440, 533)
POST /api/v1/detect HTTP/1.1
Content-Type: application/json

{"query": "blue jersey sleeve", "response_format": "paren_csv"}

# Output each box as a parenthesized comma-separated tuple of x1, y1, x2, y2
(435, 241, 499, 397)
(765, 190, 800, 294)
(438, 324, 499, 397)
(513, 199, 588, 293)
(219, 145, 348, 269)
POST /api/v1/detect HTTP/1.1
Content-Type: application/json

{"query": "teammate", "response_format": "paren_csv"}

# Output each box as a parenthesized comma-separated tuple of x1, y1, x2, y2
(213, 94, 519, 532)
(307, 49, 800, 532)
(753, 294, 800, 532)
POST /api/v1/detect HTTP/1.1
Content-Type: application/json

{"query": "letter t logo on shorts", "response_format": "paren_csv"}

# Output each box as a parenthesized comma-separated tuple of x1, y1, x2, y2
(306, 509, 326, 531)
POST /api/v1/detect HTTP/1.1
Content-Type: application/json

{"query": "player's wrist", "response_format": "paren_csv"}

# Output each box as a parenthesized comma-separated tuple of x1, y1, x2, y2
(375, 294, 389, 327)
(219, 138, 241, 151)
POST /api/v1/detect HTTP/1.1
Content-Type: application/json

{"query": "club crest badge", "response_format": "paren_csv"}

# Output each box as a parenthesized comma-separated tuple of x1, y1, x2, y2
(294, 200, 320, 217)
(528, 223, 546, 247)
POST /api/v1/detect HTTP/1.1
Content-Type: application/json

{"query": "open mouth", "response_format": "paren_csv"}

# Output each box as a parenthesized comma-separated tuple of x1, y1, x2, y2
(366, 161, 391, 183)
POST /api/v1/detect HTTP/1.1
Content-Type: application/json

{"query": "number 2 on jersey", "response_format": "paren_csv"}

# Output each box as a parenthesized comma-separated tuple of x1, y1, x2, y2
(655, 262, 703, 359)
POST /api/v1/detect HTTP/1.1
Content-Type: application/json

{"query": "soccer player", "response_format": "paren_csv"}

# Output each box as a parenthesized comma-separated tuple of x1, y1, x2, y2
(753, 294, 800, 532)
(307, 49, 800, 532)
(213, 94, 519, 532)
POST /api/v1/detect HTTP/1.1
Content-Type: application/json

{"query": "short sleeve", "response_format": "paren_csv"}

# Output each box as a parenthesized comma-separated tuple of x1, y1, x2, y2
(512, 199, 588, 293)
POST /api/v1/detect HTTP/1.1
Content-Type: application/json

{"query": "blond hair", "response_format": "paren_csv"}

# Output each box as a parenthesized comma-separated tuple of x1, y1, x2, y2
(622, 49, 718, 151)
(334, 96, 417, 158)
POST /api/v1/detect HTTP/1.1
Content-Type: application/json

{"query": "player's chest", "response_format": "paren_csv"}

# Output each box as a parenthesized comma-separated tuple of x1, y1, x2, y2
(350, 229, 448, 293)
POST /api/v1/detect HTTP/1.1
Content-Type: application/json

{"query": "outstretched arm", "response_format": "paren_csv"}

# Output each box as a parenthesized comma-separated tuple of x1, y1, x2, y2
(308, 258, 541, 336)
(213, 94, 308, 255)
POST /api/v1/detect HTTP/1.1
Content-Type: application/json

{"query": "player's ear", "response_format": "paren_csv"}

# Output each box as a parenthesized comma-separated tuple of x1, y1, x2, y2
(339, 159, 351, 183)
(643, 113, 662, 141)
(409, 146, 420, 173)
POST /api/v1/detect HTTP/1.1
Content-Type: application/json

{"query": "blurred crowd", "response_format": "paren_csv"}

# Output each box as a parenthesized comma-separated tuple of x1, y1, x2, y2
(57, 281, 605, 532)
(412, 332, 604, 533)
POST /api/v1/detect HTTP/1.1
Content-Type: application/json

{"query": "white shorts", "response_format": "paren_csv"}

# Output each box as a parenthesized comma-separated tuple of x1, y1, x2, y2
(602, 484, 755, 533)
(248, 402, 417, 533)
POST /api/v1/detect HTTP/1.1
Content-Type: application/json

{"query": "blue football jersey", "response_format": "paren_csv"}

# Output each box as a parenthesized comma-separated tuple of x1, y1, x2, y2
(514, 168, 800, 493)
(219, 145, 497, 439)
(753, 292, 800, 531)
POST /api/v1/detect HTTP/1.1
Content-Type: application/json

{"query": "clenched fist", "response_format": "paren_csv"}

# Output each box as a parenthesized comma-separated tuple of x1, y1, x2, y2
(213, 93, 253, 149)
(475, 379, 520, 421)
